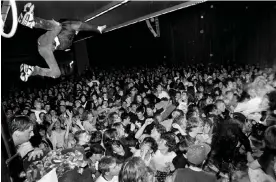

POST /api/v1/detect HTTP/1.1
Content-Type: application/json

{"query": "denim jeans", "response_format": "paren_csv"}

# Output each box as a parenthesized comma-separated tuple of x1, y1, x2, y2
(32, 19, 62, 78)
(31, 18, 99, 78)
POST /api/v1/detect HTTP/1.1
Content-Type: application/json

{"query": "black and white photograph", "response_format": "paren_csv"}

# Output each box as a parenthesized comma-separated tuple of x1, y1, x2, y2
(1, 1, 276, 182)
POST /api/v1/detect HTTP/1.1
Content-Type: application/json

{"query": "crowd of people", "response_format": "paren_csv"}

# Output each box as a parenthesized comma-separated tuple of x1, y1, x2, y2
(3, 63, 276, 182)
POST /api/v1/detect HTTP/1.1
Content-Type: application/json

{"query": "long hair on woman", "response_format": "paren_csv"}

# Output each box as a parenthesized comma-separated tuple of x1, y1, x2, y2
(119, 157, 149, 182)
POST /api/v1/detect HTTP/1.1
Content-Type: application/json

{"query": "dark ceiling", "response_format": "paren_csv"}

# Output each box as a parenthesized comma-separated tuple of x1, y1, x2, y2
(2, 1, 200, 60)
(4, 1, 196, 42)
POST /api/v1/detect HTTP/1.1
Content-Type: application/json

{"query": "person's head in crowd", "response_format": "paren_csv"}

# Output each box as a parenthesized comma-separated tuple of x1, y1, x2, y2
(118, 89, 124, 97)
(146, 104, 155, 117)
(226, 79, 234, 90)
(103, 93, 108, 101)
(87, 111, 94, 120)
(205, 94, 213, 105)
(186, 105, 200, 119)
(57, 93, 63, 100)
(29, 112, 37, 122)
(135, 94, 143, 105)
(215, 99, 226, 114)
(204, 104, 218, 117)
(198, 98, 208, 111)
(60, 100, 66, 106)
(48, 89, 53, 96)
(39, 112, 45, 123)
(44, 103, 51, 113)
(6, 108, 13, 118)
(74, 130, 91, 146)
(110, 140, 126, 156)
(50, 109, 57, 117)
(10, 115, 34, 146)
(34, 100, 42, 110)
(53, 118, 62, 130)
(43, 95, 48, 102)
(44, 113, 52, 123)
(143, 97, 150, 106)
(172, 109, 184, 119)
(91, 94, 98, 101)
(186, 117, 204, 137)
(78, 106, 85, 115)
(98, 156, 122, 180)
(150, 124, 166, 141)
(22, 107, 30, 115)
(119, 157, 149, 182)
(264, 125, 276, 150)
(158, 133, 176, 153)
(156, 83, 163, 93)
(130, 87, 137, 96)
(75, 100, 81, 108)
(113, 122, 125, 138)
(136, 106, 145, 119)
(38, 124, 47, 138)
(196, 91, 204, 102)
(87, 144, 105, 163)
(59, 104, 66, 114)
(140, 137, 158, 156)
(175, 91, 182, 102)
(186, 143, 211, 168)
(176, 140, 188, 155)
(103, 128, 118, 146)
(109, 112, 121, 125)
(121, 113, 131, 126)
(98, 97, 103, 105)
(80, 94, 87, 104)
(203, 119, 213, 135)
(130, 102, 138, 113)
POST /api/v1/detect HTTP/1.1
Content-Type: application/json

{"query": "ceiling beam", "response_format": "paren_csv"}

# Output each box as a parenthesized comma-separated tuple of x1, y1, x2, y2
(106, 0, 207, 33)
(75, 0, 206, 43)
(83, 0, 130, 22)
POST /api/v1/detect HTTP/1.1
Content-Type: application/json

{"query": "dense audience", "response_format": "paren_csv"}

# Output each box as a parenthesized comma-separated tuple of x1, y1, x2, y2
(4, 63, 276, 182)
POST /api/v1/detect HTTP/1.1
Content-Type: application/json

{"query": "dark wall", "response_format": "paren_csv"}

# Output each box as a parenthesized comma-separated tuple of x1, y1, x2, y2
(86, 22, 164, 68)
(160, 1, 276, 67)
(86, 2, 276, 68)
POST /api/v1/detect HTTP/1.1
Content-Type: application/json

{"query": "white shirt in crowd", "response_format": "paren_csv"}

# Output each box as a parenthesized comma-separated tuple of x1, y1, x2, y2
(95, 175, 118, 182)
(50, 130, 66, 150)
(32, 109, 47, 124)
(17, 141, 34, 158)
(150, 150, 176, 171)
(83, 120, 96, 132)
(133, 149, 152, 166)
(234, 97, 262, 117)
(158, 91, 170, 99)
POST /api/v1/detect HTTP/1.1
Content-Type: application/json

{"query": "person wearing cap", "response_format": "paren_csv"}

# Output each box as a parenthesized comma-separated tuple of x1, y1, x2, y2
(169, 143, 217, 182)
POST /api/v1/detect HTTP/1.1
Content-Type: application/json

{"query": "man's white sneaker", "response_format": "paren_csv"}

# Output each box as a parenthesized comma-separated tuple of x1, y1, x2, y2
(20, 64, 34, 82)
(18, 2, 35, 28)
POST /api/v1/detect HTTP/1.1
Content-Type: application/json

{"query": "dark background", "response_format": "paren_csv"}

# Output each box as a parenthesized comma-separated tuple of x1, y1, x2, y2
(2, 1, 276, 94)
(87, 1, 276, 68)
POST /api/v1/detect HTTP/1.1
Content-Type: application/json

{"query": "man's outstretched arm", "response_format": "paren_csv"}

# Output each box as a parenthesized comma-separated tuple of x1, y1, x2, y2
(63, 20, 106, 33)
